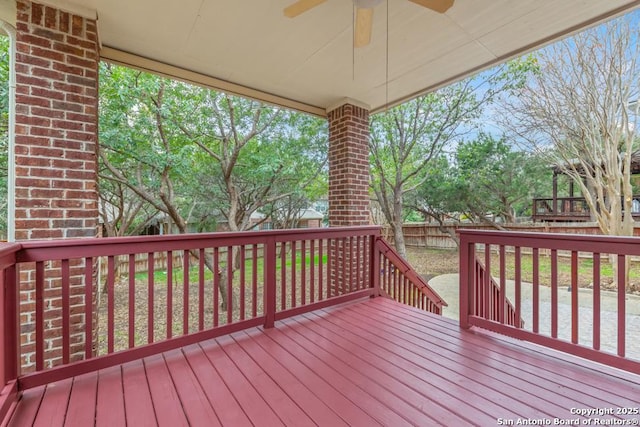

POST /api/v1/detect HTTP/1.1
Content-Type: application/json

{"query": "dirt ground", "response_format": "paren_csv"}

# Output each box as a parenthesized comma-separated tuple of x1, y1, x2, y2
(406, 247, 460, 279)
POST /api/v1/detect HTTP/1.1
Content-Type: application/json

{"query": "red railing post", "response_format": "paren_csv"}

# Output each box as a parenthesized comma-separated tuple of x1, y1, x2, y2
(264, 237, 277, 329)
(1, 264, 18, 386)
(459, 234, 473, 329)
(370, 236, 381, 297)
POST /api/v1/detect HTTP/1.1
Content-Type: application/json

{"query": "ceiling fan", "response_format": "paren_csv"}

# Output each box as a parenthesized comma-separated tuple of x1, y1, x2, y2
(283, 0, 454, 48)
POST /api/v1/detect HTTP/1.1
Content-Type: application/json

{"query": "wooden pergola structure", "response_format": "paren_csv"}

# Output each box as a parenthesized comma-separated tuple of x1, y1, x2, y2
(533, 151, 640, 222)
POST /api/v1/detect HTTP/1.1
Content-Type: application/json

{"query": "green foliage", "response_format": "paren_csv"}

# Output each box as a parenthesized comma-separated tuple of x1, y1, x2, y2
(370, 58, 538, 256)
(413, 134, 551, 223)
(0, 35, 9, 239)
(99, 63, 327, 235)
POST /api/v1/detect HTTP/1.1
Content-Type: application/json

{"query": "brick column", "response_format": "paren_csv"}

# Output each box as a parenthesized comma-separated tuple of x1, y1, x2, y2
(14, 0, 98, 370)
(14, 0, 98, 240)
(327, 101, 370, 296)
(327, 102, 370, 226)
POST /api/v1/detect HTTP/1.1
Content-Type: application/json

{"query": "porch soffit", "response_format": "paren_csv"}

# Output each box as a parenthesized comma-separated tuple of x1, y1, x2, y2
(26, 0, 640, 116)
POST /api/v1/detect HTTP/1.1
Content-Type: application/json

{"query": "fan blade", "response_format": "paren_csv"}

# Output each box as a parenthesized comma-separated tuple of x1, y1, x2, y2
(284, 0, 328, 18)
(408, 0, 454, 13)
(354, 8, 374, 48)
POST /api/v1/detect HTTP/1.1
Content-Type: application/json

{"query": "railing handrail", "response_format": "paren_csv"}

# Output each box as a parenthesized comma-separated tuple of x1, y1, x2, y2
(374, 237, 447, 309)
(459, 229, 640, 253)
(12, 226, 382, 262)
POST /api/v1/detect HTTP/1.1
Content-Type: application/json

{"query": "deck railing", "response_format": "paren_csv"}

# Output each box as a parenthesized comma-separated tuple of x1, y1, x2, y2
(459, 229, 640, 374)
(0, 226, 445, 414)
(473, 256, 522, 327)
(374, 238, 446, 314)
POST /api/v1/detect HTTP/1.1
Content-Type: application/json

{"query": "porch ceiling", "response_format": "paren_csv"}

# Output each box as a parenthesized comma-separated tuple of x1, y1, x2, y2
(36, 0, 640, 115)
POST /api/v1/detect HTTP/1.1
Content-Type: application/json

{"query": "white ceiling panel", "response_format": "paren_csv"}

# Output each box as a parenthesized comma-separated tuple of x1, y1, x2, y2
(36, 0, 640, 116)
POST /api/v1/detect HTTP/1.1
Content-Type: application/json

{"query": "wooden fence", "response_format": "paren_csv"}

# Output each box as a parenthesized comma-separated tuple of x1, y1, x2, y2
(400, 222, 640, 249)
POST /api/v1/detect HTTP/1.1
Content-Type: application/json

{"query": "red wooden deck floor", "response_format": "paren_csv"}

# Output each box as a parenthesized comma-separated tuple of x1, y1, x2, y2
(7, 297, 640, 427)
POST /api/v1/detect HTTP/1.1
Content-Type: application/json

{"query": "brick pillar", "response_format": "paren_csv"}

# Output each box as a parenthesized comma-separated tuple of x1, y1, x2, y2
(14, 0, 98, 370)
(327, 101, 370, 296)
(328, 102, 370, 226)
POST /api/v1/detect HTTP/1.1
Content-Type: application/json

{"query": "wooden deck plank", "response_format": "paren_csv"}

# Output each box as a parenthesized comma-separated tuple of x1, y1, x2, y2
(241, 328, 381, 427)
(122, 359, 157, 427)
(8, 297, 640, 427)
(143, 354, 189, 427)
(163, 349, 221, 427)
(323, 302, 596, 418)
(7, 387, 44, 427)
(275, 318, 432, 426)
(32, 378, 72, 427)
(255, 324, 399, 426)
(198, 339, 285, 427)
(289, 312, 507, 425)
(229, 331, 349, 427)
(181, 344, 252, 427)
(95, 365, 125, 427)
(290, 311, 518, 424)
(63, 372, 97, 427)
(215, 334, 316, 427)
(370, 297, 640, 406)
(363, 298, 640, 410)
(319, 304, 575, 416)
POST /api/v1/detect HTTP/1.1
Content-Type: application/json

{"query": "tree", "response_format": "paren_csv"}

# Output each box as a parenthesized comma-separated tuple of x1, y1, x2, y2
(503, 17, 640, 238)
(99, 64, 327, 305)
(454, 134, 549, 223)
(99, 179, 160, 238)
(370, 59, 535, 259)
(409, 135, 550, 243)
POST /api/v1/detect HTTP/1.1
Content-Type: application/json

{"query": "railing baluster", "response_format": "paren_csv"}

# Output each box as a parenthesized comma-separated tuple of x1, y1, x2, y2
(226, 246, 233, 324)
(61, 259, 70, 365)
(199, 248, 205, 330)
(240, 245, 247, 320)
(183, 250, 190, 334)
(532, 248, 539, 334)
(167, 251, 173, 340)
(213, 248, 219, 327)
(483, 244, 491, 319)
(341, 238, 347, 296)
(239, 245, 246, 321)
(34, 262, 45, 368)
(617, 254, 626, 357)
(349, 236, 354, 293)
(310, 240, 315, 304)
(499, 245, 506, 324)
(148, 252, 154, 344)
(551, 249, 558, 338)
(322, 239, 328, 301)
(514, 247, 521, 329)
(127, 254, 136, 348)
(85, 257, 93, 358)
(280, 242, 286, 309)
(291, 241, 297, 308)
(593, 252, 601, 350)
(301, 240, 306, 306)
(318, 240, 323, 301)
(252, 245, 258, 317)
(107, 256, 115, 354)
(264, 237, 277, 328)
(571, 251, 578, 344)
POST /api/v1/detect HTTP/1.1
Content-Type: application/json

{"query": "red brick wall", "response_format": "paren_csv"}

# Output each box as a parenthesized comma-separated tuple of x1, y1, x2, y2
(14, 0, 98, 240)
(328, 103, 370, 227)
(14, 0, 99, 370)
